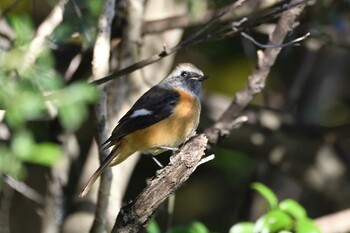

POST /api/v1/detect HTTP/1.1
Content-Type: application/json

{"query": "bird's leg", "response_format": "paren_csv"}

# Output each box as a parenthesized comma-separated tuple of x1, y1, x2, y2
(148, 146, 178, 168)
(149, 156, 164, 168)
(157, 145, 178, 151)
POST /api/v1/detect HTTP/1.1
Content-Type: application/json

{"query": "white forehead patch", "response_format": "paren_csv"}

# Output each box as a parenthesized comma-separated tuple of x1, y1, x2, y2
(171, 63, 203, 77)
(130, 109, 153, 118)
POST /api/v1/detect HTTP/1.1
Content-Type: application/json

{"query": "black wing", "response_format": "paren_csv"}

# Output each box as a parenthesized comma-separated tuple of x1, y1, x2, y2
(102, 86, 180, 149)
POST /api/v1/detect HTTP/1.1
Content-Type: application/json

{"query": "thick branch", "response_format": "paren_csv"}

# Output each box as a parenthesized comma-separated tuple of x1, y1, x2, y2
(205, 0, 307, 144)
(112, 134, 208, 233)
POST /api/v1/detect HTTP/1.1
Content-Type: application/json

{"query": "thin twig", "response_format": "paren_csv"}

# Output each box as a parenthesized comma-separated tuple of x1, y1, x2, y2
(141, 0, 288, 34)
(91, 0, 249, 85)
(22, 0, 69, 71)
(241, 31, 310, 48)
(197, 154, 215, 167)
(2, 174, 45, 205)
(91, 0, 308, 86)
(205, 0, 308, 144)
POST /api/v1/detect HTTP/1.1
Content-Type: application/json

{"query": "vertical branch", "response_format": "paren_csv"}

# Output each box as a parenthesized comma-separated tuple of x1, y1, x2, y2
(90, 0, 116, 232)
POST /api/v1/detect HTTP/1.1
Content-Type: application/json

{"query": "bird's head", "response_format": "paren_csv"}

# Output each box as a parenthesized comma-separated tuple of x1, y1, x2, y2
(160, 63, 208, 97)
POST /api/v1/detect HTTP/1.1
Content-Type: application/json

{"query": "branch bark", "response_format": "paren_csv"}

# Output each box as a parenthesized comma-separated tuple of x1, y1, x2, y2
(111, 134, 208, 233)
(141, 0, 264, 34)
(91, 0, 306, 86)
(89, 0, 116, 232)
(90, 0, 248, 85)
(205, 0, 307, 144)
(112, 0, 307, 231)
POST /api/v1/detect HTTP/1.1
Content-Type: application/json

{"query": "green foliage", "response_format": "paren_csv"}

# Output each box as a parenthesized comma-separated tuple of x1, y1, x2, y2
(251, 182, 279, 210)
(230, 183, 321, 233)
(0, 15, 98, 180)
(147, 184, 320, 233)
(169, 221, 211, 233)
(147, 221, 211, 233)
(147, 219, 161, 233)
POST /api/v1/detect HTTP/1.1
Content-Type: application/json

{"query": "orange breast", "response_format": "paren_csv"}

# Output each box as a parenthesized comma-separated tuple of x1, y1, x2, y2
(125, 88, 200, 155)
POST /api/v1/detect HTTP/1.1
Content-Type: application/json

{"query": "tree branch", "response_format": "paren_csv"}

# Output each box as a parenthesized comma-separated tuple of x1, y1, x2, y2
(205, 0, 307, 144)
(315, 209, 350, 233)
(89, 0, 116, 232)
(91, 0, 308, 86)
(111, 0, 307, 231)
(111, 134, 208, 233)
(22, 0, 69, 71)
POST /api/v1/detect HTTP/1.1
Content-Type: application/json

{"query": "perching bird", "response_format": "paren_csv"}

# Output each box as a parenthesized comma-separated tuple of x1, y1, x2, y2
(80, 63, 208, 197)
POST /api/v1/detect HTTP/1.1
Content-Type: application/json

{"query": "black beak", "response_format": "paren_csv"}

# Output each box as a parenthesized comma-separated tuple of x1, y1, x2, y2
(199, 75, 209, 81)
(190, 75, 209, 81)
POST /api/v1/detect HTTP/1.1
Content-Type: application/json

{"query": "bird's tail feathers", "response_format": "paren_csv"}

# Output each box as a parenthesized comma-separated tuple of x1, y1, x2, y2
(101, 137, 113, 150)
(79, 148, 117, 197)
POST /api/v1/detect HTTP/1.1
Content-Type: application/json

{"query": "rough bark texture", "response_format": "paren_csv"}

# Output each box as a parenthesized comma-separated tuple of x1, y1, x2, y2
(111, 134, 208, 233)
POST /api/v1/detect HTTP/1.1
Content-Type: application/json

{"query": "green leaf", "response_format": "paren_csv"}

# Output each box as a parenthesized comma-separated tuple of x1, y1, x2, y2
(25, 143, 62, 166)
(58, 103, 87, 131)
(5, 88, 46, 128)
(188, 221, 210, 233)
(0, 145, 24, 179)
(295, 218, 321, 233)
(147, 219, 160, 233)
(279, 199, 307, 220)
(52, 82, 98, 131)
(229, 222, 255, 233)
(168, 222, 210, 233)
(51, 82, 98, 106)
(251, 182, 278, 209)
(9, 15, 34, 46)
(254, 210, 293, 233)
(12, 131, 34, 158)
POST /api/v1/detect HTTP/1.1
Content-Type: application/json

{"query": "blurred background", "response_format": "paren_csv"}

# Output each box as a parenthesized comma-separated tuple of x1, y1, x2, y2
(1, 0, 350, 232)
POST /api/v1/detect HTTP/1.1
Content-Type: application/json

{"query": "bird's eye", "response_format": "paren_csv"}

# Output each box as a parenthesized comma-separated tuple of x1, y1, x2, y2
(180, 71, 188, 77)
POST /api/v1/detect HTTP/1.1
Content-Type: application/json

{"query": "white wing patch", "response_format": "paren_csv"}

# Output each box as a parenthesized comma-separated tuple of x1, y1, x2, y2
(129, 109, 153, 118)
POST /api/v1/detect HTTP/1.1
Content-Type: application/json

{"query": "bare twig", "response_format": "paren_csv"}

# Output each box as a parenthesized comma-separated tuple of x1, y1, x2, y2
(89, 0, 116, 232)
(205, 0, 307, 144)
(110, 1, 307, 231)
(241, 31, 310, 48)
(2, 174, 45, 205)
(91, 0, 308, 86)
(112, 134, 208, 233)
(141, 0, 284, 34)
(91, 0, 248, 85)
(197, 154, 215, 167)
(22, 0, 69, 71)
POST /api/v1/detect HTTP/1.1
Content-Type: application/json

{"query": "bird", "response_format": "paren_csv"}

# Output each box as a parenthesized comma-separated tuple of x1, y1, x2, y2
(79, 63, 208, 197)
